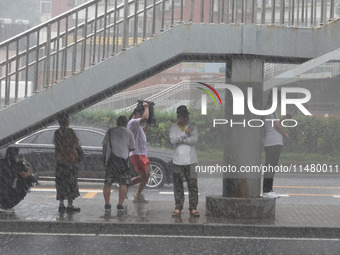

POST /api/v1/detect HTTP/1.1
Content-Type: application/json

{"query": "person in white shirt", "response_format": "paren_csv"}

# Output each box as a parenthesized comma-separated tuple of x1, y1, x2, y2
(169, 105, 199, 217)
(263, 92, 290, 199)
(127, 102, 150, 203)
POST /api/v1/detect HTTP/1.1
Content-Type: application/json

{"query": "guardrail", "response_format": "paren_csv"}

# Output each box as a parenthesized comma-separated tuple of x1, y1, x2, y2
(0, 0, 336, 108)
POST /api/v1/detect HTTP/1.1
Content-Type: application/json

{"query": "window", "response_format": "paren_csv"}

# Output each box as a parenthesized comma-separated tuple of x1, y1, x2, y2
(20, 130, 54, 145)
(20, 134, 38, 144)
(35, 130, 54, 144)
(75, 130, 104, 147)
(41, 0, 51, 14)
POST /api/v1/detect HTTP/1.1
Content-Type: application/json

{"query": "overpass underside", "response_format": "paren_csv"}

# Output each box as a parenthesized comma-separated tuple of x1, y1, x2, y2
(1, 20, 340, 147)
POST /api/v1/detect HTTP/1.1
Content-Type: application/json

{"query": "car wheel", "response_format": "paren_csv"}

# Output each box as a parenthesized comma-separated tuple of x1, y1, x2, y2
(147, 160, 166, 189)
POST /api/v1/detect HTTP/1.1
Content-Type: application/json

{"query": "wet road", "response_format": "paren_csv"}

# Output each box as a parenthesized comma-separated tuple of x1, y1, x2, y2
(1, 174, 340, 255)
(1, 232, 340, 255)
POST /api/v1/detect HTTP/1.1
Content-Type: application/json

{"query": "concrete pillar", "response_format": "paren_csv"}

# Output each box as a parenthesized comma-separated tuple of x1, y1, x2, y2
(223, 56, 264, 198)
(206, 56, 275, 219)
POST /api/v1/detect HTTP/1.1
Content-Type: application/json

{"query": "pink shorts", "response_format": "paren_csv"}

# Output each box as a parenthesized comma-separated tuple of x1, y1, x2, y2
(130, 155, 150, 173)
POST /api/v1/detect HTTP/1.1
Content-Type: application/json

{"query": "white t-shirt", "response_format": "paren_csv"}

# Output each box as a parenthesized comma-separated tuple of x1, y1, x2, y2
(169, 121, 198, 165)
(263, 112, 283, 147)
(127, 118, 147, 156)
(102, 126, 135, 161)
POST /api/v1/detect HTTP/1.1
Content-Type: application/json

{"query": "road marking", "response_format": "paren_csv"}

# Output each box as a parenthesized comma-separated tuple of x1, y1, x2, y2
(159, 191, 186, 195)
(333, 196, 340, 198)
(0, 232, 96, 237)
(83, 192, 98, 199)
(31, 188, 56, 192)
(0, 232, 339, 241)
(98, 234, 340, 241)
(275, 186, 340, 189)
(159, 192, 200, 195)
(278, 194, 290, 197)
(287, 193, 340, 197)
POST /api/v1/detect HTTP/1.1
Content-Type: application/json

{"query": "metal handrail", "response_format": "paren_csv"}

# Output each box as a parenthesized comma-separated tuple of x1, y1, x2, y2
(0, 0, 336, 108)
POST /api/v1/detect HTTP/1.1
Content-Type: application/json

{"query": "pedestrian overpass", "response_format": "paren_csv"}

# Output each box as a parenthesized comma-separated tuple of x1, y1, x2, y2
(1, 0, 340, 148)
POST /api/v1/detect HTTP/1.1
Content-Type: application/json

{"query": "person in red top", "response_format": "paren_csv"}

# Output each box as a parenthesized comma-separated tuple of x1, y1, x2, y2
(53, 114, 81, 213)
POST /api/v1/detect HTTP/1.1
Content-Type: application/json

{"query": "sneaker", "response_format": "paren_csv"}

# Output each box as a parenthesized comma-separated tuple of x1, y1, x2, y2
(66, 206, 81, 213)
(117, 204, 124, 210)
(0, 207, 14, 214)
(132, 194, 148, 203)
(104, 204, 111, 210)
(262, 191, 280, 199)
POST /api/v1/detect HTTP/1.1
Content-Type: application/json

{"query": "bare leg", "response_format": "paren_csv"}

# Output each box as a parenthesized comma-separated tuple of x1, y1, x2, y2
(130, 175, 142, 186)
(118, 184, 127, 206)
(136, 168, 150, 196)
(103, 183, 112, 205)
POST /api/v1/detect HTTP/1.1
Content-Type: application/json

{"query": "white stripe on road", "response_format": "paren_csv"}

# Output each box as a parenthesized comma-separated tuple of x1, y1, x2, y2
(159, 192, 200, 195)
(160, 192, 186, 195)
(98, 234, 340, 242)
(0, 232, 96, 236)
(278, 194, 290, 197)
(0, 232, 339, 241)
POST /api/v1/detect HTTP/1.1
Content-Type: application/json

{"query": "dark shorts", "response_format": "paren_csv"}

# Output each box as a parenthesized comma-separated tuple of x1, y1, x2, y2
(130, 155, 150, 173)
(105, 155, 130, 185)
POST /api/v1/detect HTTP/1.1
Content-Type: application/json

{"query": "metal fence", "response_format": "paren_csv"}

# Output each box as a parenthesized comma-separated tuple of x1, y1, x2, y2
(0, 0, 336, 108)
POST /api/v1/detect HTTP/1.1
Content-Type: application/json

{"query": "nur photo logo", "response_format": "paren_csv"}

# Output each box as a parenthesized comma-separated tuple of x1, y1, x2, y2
(196, 82, 222, 115)
(196, 83, 312, 128)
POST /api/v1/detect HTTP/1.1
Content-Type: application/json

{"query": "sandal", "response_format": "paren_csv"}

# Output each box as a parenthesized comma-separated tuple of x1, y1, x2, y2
(189, 209, 200, 217)
(172, 209, 181, 217)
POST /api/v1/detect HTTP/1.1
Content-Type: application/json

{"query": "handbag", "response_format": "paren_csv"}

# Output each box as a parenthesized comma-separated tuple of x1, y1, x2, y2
(76, 145, 85, 162)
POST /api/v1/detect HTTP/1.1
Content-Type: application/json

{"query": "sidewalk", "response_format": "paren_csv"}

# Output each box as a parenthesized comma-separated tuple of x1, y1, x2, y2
(0, 195, 340, 238)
